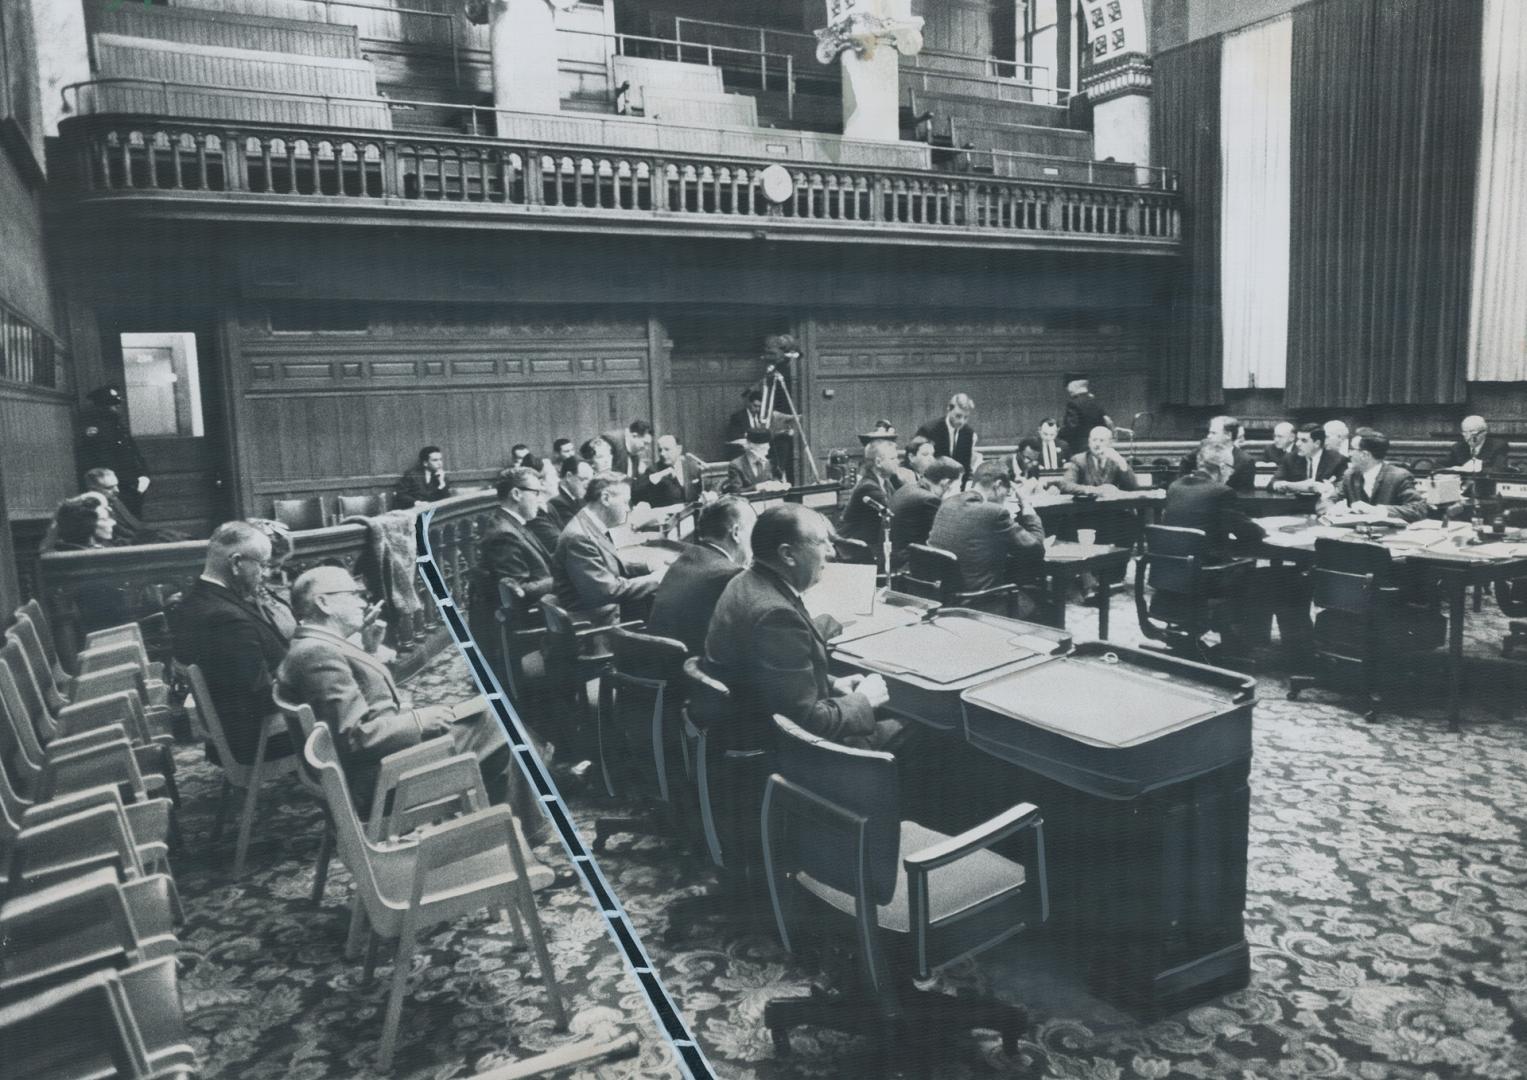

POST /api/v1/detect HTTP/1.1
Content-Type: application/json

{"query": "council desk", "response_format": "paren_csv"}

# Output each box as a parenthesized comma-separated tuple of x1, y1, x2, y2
(830, 612, 1257, 1018)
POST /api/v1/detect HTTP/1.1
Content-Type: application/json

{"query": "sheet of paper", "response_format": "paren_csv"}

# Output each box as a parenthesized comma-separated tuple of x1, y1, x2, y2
(804, 561, 878, 620)
(836, 617, 1038, 684)
(450, 697, 487, 722)
(1464, 542, 1527, 559)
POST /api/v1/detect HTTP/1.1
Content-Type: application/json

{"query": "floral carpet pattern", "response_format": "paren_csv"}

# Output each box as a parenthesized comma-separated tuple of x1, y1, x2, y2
(171, 596, 1527, 1079)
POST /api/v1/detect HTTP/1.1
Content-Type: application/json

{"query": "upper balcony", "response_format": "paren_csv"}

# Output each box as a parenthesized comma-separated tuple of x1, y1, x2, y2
(54, 108, 1179, 254)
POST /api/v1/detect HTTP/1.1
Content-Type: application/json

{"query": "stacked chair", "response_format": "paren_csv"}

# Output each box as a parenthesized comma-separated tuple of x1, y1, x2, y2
(2, 602, 196, 1078)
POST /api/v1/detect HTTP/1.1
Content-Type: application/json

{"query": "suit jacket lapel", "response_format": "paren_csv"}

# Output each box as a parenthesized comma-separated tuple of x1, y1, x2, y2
(303, 626, 401, 704)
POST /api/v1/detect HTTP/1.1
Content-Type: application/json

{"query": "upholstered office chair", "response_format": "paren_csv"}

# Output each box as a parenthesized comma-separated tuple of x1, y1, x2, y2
(539, 597, 628, 760)
(1288, 538, 1445, 721)
(665, 656, 772, 940)
(760, 714, 1047, 1068)
(1133, 525, 1254, 665)
(592, 627, 690, 853)
(905, 543, 1020, 615)
(336, 493, 388, 519)
(1496, 509, 1527, 656)
(491, 580, 545, 710)
(272, 496, 327, 531)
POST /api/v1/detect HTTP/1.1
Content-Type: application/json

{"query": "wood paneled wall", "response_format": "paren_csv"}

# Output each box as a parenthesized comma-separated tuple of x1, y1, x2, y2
(232, 306, 652, 511)
(0, 385, 80, 517)
(914, 0, 1001, 57)
(805, 314, 1152, 453)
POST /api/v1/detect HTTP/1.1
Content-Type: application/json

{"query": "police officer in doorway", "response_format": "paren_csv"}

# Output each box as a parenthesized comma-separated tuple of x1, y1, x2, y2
(79, 385, 151, 518)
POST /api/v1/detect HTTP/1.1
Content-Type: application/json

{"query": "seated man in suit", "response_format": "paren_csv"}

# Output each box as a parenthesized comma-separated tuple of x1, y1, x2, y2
(1011, 438, 1044, 482)
(915, 392, 978, 473)
(1263, 422, 1297, 467)
(1058, 426, 1139, 495)
(838, 439, 904, 552)
(889, 456, 964, 571)
(636, 434, 709, 508)
(704, 504, 895, 751)
(904, 435, 937, 478)
(1035, 417, 1070, 472)
(1446, 415, 1510, 472)
(553, 472, 665, 618)
(393, 445, 453, 509)
(172, 521, 295, 767)
(928, 460, 1045, 595)
(277, 566, 518, 813)
(531, 456, 592, 550)
(723, 428, 788, 494)
(1271, 423, 1348, 493)
(1320, 428, 1429, 523)
(468, 467, 554, 686)
(1163, 441, 1266, 559)
(1178, 416, 1256, 493)
(580, 435, 616, 474)
(602, 419, 653, 481)
(646, 496, 754, 655)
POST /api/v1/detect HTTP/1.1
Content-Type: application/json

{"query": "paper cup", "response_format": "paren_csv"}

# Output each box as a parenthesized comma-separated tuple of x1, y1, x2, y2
(1077, 529, 1097, 546)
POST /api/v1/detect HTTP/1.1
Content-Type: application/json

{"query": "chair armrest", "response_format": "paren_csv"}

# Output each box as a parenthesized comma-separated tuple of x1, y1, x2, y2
(10, 803, 142, 886)
(83, 623, 146, 652)
(412, 804, 517, 880)
(1200, 556, 1255, 581)
(70, 663, 145, 704)
(953, 583, 1019, 604)
(389, 754, 487, 833)
(56, 692, 145, 741)
(121, 871, 186, 927)
(904, 802, 1042, 873)
(46, 724, 134, 758)
(43, 737, 147, 801)
(77, 640, 149, 676)
(572, 620, 641, 640)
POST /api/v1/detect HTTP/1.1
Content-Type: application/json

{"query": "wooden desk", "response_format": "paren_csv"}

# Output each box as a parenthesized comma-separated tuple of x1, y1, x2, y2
(1031, 543, 1133, 638)
(1258, 520, 1527, 730)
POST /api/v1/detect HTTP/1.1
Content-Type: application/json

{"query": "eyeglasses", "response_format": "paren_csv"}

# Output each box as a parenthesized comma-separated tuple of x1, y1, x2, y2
(234, 553, 271, 570)
(318, 588, 370, 601)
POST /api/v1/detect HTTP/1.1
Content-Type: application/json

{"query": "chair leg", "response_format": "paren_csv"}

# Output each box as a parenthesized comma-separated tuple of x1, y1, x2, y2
(232, 773, 264, 878)
(209, 778, 232, 846)
(311, 826, 334, 905)
(379, 917, 420, 1072)
(362, 927, 380, 984)
(346, 895, 370, 960)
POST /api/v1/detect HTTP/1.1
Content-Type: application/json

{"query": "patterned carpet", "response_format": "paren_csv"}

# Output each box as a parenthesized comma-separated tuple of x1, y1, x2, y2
(169, 593, 1527, 1079)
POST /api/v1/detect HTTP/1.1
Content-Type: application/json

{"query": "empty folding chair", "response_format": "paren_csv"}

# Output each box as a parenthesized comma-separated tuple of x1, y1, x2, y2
(110, 956, 199, 1078)
(0, 967, 147, 1080)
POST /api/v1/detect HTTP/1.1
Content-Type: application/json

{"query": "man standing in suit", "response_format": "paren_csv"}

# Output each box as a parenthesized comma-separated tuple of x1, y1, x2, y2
(704, 505, 893, 750)
(1059, 378, 1112, 451)
(1263, 422, 1297, 467)
(723, 429, 788, 494)
(1179, 417, 1256, 493)
(1446, 415, 1510, 472)
(637, 434, 708, 508)
(468, 467, 555, 680)
(393, 445, 453, 509)
(171, 521, 294, 766)
(531, 457, 592, 550)
(553, 473, 665, 618)
(928, 460, 1045, 594)
(915, 393, 978, 473)
(277, 566, 517, 813)
(889, 457, 964, 570)
(601, 420, 654, 481)
(78, 384, 151, 518)
(1035, 417, 1070, 471)
(1163, 442, 1266, 560)
(1321, 428, 1429, 522)
(1058, 426, 1139, 494)
(1271, 423, 1347, 493)
(646, 497, 754, 655)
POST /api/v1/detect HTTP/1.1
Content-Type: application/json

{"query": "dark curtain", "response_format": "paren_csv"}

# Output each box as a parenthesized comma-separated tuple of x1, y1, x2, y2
(1286, 0, 1483, 407)
(1152, 37, 1224, 406)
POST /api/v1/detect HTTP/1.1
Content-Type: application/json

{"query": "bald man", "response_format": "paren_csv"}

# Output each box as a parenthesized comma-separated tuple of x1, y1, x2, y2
(1446, 416, 1510, 473)
(278, 565, 516, 810)
(1262, 422, 1296, 468)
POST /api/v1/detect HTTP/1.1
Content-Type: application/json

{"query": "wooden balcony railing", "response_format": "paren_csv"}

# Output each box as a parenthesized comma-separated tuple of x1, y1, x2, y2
(56, 114, 1180, 250)
(34, 490, 499, 671)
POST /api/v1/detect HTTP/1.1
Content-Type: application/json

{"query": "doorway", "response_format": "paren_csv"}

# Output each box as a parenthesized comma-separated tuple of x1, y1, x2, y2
(97, 310, 233, 536)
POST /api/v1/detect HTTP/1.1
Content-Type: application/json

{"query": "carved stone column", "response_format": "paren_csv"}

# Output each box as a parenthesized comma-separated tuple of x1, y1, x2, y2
(814, 0, 924, 143)
(465, 0, 577, 116)
(1081, 53, 1153, 168)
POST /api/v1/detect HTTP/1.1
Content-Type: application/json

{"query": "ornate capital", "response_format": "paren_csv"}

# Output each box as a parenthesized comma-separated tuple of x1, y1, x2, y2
(1081, 52, 1153, 105)
(463, 0, 577, 26)
(815, 11, 925, 64)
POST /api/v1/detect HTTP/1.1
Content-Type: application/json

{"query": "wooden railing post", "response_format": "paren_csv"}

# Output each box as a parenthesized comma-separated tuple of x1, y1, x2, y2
(223, 128, 245, 192)
(382, 140, 400, 198)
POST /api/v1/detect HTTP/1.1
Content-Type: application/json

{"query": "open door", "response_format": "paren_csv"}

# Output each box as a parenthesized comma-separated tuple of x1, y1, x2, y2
(97, 309, 232, 537)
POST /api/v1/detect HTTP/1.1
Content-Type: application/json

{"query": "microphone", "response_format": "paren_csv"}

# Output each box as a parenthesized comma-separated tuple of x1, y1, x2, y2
(863, 495, 891, 517)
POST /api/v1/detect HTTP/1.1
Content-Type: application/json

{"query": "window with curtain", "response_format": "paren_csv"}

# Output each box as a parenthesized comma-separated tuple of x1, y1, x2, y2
(1219, 16, 1292, 390)
(1467, 0, 1527, 382)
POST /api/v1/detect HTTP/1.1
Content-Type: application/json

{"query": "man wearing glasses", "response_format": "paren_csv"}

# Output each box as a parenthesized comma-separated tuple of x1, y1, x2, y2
(171, 521, 296, 767)
(277, 565, 517, 813)
(469, 467, 555, 694)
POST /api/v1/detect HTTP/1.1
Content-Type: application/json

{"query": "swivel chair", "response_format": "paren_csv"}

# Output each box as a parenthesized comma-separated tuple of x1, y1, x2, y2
(903, 543, 1020, 616)
(1133, 525, 1254, 665)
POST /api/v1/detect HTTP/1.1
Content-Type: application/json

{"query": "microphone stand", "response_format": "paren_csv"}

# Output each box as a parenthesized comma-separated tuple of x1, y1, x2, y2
(759, 362, 822, 484)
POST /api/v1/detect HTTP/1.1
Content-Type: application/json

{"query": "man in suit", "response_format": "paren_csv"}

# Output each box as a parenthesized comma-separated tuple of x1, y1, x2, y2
(904, 435, 937, 478)
(1035, 417, 1070, 472)
(1059, 378, 1112, 451)
(1179, 416, 1256, 493)
(531, 456, 592, 550)
(636, 434, 708, 508)
(915, 393, 978, 473)
(1271, 423, 1347, 493)
(393, 445, 453, 509)
(1058, 426, 1139, 494)
(1263, 422, 1297, 467)
(1446, 415, 1510, 472)
(82, 468, 150, 544)
(78, 384, 151, 518)
(889, 456, 964, 570)
(839, 440, 903, 552)
(277, 566, 516, 813)
(646, 497, 754, 655)
(703, 504, 894, 751)
(580, 435, 615, 474)
(171, 521, 294, 766)
(468, 467, 555, 683)
(928, 460, 1045, 594)
(601, 420, 653, 481)
(1163, 441, 1266, 560)
(553, 472, 665, 618)
(1322, 428, 1429, 523)
(723, 429, 788, 494)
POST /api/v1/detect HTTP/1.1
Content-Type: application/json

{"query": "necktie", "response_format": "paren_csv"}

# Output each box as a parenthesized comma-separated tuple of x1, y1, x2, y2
(1308, 456, 1316, 481)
